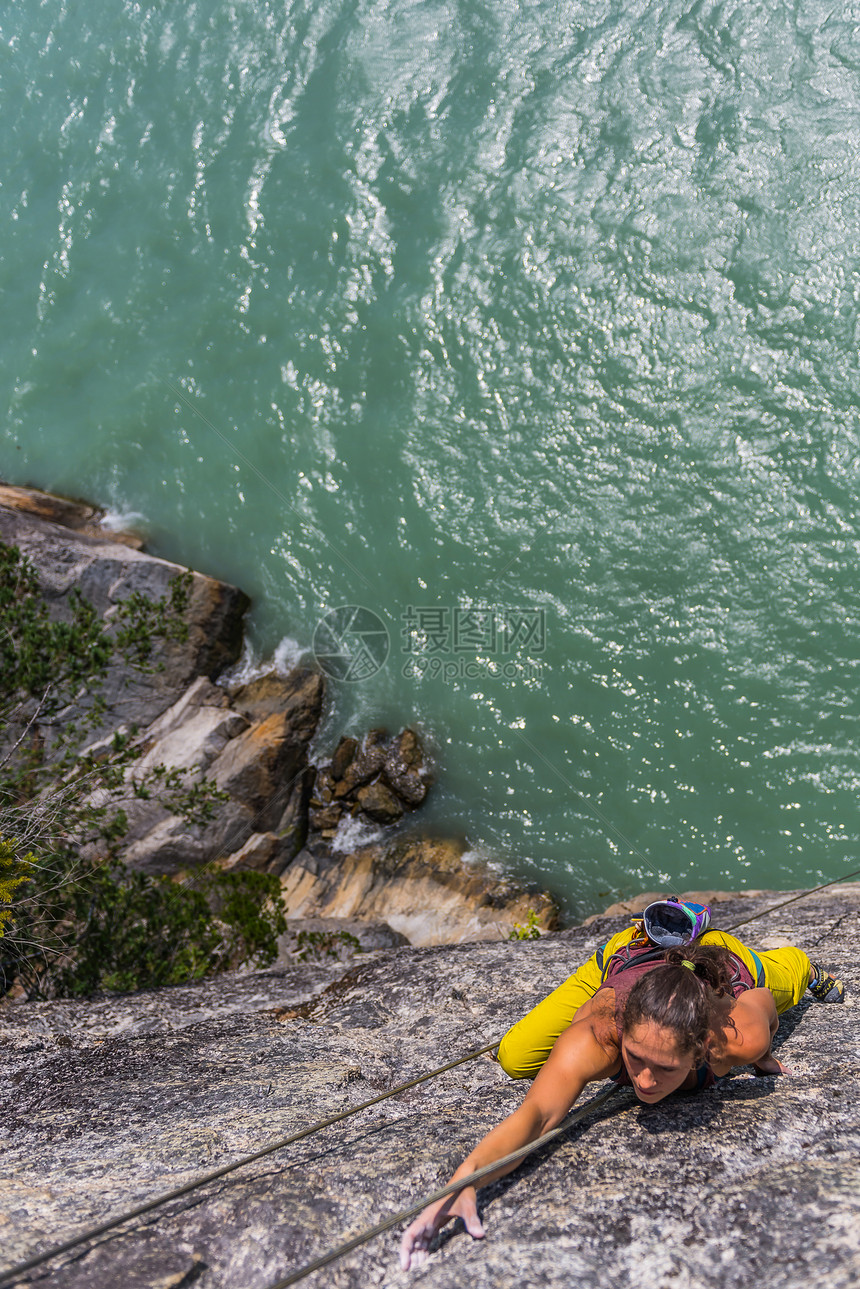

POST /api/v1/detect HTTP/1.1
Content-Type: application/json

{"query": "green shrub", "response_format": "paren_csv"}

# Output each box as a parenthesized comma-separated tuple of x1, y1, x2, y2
(0, 837, 34, 937)
(0, 540, 280, 999)
(2, 851, 289, 998)
(508, 909, 543, 941)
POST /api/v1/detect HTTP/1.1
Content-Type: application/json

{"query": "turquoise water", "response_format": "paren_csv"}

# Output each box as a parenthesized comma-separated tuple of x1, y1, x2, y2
(3, 0, 860, 920)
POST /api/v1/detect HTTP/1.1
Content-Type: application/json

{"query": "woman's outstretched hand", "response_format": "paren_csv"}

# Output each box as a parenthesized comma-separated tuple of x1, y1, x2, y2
(399, 1186, 485, 1271)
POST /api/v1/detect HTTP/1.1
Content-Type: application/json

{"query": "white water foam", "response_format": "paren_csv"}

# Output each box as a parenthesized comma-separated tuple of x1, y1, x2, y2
(101, 508, 149, 535)
(460, 845, 506, 877)
(272, 635, 307, 675)
(218, 634, 309, 688)
(330, 812, 384, 853)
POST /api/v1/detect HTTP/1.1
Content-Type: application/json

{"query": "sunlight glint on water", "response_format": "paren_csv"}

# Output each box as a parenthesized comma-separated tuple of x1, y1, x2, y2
(3, 0, 860, 918)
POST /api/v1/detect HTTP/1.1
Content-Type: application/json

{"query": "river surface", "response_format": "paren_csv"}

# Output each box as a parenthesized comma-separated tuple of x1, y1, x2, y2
(3, 0, 860, 919)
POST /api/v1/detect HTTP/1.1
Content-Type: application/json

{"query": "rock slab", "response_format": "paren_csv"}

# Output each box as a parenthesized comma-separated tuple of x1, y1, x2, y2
(1, 886, 858, 1289)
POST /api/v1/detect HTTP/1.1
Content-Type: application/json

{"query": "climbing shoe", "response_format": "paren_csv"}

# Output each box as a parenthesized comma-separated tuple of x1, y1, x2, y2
(807, 962, 845, 1003)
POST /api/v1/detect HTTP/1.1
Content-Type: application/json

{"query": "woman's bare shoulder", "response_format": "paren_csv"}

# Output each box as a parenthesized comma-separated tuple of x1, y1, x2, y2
(569, 988, 619, 1053)
(711, 989, 777, 1069)
(727, 988, 778, 1030)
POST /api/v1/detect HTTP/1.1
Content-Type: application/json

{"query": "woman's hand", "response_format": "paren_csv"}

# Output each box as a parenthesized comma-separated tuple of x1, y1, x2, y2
(399, 1187, 484, 1271)
(752, 1051, 793, 1076)
(399, 1018, 616, 1271)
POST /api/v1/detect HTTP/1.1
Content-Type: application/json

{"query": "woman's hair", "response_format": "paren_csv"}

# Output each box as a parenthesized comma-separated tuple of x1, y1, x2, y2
(622, 945, 737, 1064)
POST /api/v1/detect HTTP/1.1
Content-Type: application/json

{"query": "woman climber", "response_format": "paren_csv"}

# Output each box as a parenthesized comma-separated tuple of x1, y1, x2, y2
(400, 898, 844, 1270)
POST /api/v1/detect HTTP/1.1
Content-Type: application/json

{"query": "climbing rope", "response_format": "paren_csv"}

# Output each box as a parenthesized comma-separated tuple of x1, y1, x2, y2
(3, 866, 857, 1286)
(0, 1040, 496, 1285)
(265, 1084, 622, 1289)
(258, 867, 860, 1288)
(721, 866, 860, 933)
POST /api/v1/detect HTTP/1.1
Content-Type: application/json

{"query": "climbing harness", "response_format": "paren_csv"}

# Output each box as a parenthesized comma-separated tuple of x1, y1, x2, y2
(598, 917, 768, 984)
(2, 864, 858, 1287)
(595, 936, 764, 992)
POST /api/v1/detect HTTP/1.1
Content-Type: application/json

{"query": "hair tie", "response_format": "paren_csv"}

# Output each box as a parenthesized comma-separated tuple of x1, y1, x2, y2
(681, 960, 696, 971)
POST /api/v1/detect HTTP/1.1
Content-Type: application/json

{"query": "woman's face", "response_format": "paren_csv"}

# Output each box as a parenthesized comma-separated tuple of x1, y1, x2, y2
(621, 1021, 695, 1102)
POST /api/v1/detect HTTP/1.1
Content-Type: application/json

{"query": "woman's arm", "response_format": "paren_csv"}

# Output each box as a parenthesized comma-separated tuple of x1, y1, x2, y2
(400, 1017, 619, 1270)
(709, 988, 785, 1076)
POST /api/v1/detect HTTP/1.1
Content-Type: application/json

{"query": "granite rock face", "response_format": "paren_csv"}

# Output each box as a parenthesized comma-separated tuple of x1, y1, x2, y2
(277, 916, 410, 958)
(0, 487, 316, 881)
(0, 486, 249, 735)
(115, 667, 325, 877)
(1, 887, 858, 1289)
(279, 836, 560, 946)
(0, 484, 146, 549)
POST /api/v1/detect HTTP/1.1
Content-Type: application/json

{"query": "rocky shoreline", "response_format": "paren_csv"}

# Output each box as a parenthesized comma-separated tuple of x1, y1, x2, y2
(0, 482, 558, 949)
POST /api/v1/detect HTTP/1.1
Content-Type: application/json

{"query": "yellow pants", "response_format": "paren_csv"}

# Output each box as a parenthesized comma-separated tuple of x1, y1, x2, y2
(497, 927, 811, 1079)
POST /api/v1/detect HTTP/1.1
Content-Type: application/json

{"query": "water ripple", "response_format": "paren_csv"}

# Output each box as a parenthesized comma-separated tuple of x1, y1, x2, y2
(2, 0, 860, 912)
